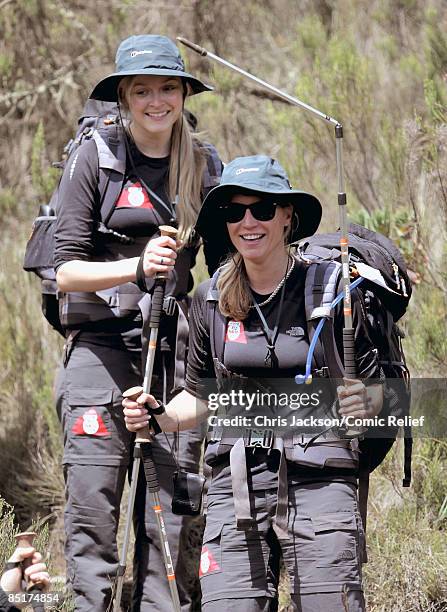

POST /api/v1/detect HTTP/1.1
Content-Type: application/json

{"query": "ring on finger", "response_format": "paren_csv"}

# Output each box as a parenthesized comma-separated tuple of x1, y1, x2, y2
(160, 257, 164, 265)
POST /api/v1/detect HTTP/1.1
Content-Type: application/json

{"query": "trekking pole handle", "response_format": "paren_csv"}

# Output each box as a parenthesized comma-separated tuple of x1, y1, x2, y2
(177, 37, 207, 56)
(342, 327, 357, 378)
(157, 225, 178, 282)
(14, 532, 45, 612)
(123, 386, 156, 444)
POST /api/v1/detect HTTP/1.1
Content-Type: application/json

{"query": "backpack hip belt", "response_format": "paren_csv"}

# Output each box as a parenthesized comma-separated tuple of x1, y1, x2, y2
(59, 282, 143, 330)
(206, 427, 359, 470)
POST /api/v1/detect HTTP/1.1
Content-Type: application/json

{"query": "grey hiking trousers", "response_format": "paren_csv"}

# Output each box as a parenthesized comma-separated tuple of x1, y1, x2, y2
(200, 472, 366, 611)
(55, 339, 203, 611)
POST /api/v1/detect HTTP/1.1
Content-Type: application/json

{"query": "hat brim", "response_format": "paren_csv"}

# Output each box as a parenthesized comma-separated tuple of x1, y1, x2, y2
(90, 69, 213, 102)
(196, 184, 322, 258)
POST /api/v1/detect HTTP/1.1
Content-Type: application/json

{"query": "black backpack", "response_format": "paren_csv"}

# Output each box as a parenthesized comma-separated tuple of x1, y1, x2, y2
(298, 223, 412, 483)
(205, 223, 412, 485)
(23, 99, 127, 335)
(23, 100, 220, 336)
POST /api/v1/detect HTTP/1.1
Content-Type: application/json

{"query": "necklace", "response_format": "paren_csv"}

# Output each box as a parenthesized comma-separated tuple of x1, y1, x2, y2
(249, 255, 295, 309)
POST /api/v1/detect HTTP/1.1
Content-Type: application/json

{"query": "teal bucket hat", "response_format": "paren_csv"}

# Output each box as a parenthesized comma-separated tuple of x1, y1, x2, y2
(196, 155, 322, 251)
(90, 35, 212, 102)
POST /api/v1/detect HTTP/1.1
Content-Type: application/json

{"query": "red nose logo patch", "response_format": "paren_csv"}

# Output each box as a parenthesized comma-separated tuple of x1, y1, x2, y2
(72, 408, 110, 436)
(225, 320, 247, 344)
(199, 546, 220, 576)
(116, 182, 154, 209)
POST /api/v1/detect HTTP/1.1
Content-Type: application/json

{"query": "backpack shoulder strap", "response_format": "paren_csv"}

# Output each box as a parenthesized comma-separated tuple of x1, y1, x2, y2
(93, 124, 126, 173)
(205, 268, 226, 364)
(199, 142, 223, 192)
(92, 125, 127, 225)
(304, 258, 345, 377)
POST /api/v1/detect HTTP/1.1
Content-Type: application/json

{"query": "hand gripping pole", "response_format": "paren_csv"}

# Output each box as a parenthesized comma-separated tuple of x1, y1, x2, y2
(112, 226, 181, 612)
(14, 532, 45, 612)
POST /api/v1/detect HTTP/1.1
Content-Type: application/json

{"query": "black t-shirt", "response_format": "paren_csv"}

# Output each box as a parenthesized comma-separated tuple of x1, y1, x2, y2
(53, 134, 222, 390)
(54, 137, 222, 283)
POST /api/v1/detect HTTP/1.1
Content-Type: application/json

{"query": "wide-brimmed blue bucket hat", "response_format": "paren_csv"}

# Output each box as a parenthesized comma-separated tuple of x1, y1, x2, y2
(196, 155, 322, 251)
(90, 35, 212, 102)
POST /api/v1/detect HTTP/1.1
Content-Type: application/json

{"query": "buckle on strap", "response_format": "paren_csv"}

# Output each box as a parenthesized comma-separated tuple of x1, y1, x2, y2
(244, 428, 274, 449)
(163, 296, 177, 316)
(314, 366, 329, 378)
(208, 426, 224, 443)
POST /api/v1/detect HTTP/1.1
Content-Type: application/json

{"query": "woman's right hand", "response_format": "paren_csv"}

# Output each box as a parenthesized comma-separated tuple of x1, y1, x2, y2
(123, 392, 159, 432)
(141, 235, 179, 279)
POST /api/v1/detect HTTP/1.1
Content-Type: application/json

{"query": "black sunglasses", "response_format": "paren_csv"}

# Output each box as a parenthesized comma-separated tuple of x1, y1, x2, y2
(218, 199, 279, 224)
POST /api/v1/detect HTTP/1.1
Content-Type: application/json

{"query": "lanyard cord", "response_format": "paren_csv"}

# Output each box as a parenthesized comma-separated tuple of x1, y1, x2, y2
(249, 257, 291, 368)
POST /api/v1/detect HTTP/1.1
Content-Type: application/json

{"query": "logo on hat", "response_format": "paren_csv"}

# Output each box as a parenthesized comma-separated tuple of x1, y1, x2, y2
(235, 167, 259, 175)
(130, 50, 153, 58)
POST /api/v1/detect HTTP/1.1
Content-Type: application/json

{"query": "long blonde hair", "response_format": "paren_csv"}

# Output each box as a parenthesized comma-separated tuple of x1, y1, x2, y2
(217, 253, 252, 321)
(118, 76, 206, 243)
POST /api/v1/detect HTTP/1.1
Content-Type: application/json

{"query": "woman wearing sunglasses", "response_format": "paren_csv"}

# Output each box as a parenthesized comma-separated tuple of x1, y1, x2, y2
(123, 155, 383, 611)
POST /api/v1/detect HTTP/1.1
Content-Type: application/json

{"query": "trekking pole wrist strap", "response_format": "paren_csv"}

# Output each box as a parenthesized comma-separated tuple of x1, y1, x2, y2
(136, 248, 149, 292)
(4, 561, 21, 571)
(147, 401, 166, 416)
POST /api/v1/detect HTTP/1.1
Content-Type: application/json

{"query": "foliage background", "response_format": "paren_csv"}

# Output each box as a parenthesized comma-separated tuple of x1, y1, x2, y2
(0, 1, 446, 610)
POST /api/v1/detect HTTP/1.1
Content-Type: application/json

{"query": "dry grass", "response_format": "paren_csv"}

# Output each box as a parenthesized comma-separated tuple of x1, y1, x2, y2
(0, 1, 446, 610)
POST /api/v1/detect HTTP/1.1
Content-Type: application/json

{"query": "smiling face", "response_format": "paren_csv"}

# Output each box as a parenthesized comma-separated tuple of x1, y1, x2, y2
(120, 74, 184, 141)
(226, 194, 293, 265)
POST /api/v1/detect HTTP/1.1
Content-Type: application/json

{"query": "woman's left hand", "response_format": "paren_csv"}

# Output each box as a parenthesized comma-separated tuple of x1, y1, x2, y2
(337, 378, 382, 419)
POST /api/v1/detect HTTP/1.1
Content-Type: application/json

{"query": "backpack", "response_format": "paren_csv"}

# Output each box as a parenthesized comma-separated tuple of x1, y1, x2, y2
(205, 223, 412, 526)
(23, 99, 221, 336)
(297, 223, 412, 484)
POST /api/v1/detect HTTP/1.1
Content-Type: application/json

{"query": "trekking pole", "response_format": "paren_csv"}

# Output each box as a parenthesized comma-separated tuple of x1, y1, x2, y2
(178, 39, 361, 430)
(112, 225, 181, 612)
(14, 532, 45, 612)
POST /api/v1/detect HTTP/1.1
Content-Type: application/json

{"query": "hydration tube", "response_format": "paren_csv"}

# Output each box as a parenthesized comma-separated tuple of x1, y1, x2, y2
(295, 276, 365, 384)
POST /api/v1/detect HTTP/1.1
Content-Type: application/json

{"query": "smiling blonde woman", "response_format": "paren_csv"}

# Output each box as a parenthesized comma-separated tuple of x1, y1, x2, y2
(53, 34, 223, 612)
(124, 155, 384, 612)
